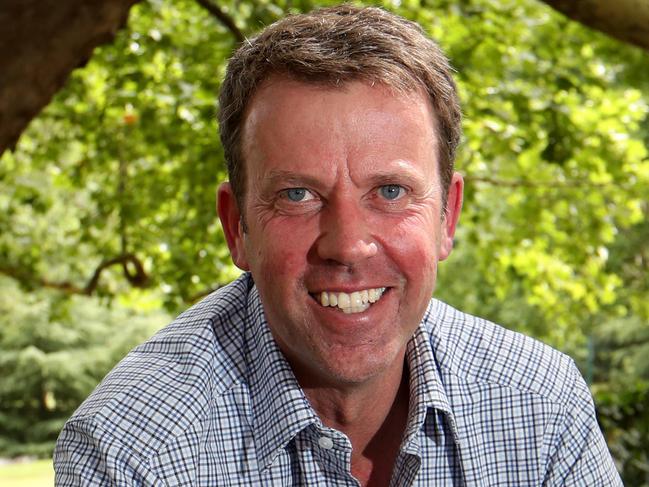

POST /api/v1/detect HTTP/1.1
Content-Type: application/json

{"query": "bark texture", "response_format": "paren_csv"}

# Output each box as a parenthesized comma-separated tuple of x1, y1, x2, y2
(541, 0, 649, 51)
(0, 0, 141, 155)
(1, 0, 648, 156)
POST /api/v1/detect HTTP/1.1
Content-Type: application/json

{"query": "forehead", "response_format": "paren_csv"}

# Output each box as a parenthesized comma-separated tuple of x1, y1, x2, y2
(241, 77, 438, 168)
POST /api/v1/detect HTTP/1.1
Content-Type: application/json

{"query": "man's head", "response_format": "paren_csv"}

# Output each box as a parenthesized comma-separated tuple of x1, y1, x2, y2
(217, 6, 463, 388)
(218, 4, 462, 217)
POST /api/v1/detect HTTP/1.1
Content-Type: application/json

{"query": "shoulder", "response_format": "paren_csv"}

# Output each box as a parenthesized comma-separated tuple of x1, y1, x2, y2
(60, 273, 255, 458)
(421, 300, 622, 485)
(425, 299, 578, 405)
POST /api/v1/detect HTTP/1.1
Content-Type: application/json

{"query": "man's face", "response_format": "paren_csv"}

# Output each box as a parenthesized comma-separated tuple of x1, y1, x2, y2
(219, 78, 462, 387)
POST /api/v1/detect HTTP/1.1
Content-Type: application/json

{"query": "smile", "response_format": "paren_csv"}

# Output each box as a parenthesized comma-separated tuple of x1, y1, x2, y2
(314, 287, 387, 314)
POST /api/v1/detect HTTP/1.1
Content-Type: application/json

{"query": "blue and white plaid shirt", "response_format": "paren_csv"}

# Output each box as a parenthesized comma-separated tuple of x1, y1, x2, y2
(54, 273, 621, 486)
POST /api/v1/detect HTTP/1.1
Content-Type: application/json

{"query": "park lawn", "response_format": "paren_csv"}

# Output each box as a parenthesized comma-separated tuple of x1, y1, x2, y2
(0, 459, 54, 486)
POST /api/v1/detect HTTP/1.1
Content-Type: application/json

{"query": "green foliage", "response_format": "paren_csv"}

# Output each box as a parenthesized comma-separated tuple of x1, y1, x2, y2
(429, 0, 649, 348)
(0, 277, 167, 456)
(596, 382, 649, 486)
(0, 0, 648, 480)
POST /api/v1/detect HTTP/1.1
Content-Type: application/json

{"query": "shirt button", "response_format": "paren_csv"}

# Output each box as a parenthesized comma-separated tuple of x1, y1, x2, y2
(318, 436, 334, 450)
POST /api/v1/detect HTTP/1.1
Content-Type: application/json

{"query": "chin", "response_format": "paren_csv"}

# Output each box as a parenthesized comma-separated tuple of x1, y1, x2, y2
(316, 344, 402, 386)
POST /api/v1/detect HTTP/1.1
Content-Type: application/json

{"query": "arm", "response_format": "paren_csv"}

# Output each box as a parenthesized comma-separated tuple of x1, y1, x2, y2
(542, 362, 622, 486)
(54, 417, 164, 486)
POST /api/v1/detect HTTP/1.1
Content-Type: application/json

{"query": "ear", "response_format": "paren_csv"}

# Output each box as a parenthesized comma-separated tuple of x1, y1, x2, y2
(439, 172, 463, 261)
(217, 182, 250, 270)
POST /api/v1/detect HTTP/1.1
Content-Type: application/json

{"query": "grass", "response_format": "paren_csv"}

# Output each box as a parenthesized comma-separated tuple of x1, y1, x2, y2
(0, 459, 54, 487)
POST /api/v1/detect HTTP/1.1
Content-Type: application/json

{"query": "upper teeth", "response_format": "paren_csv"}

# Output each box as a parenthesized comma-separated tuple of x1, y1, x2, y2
(317, 288, 386, 314)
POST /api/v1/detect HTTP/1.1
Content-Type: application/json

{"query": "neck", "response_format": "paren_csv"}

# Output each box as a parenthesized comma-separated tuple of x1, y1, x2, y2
(302, 361, 410, 487)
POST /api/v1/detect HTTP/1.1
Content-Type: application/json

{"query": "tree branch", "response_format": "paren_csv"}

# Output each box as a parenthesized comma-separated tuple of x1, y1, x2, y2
(194, 0, 245, 43)
(0, 266, 85, 294)
(540, 0, 649, 52)
(84, 253, 148, 294)
(464, 175, 613, 189)
(599, 335, 649, 351)
(0, 0, 142, 155)
(0, 253, 148, 296)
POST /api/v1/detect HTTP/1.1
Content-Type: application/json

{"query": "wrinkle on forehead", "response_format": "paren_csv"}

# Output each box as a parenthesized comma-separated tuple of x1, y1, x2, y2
(243, 76, 437, 138)
(241, 77, 440, 190)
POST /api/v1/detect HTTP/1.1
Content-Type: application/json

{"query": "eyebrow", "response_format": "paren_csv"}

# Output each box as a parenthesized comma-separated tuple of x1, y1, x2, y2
(262, 170, 325, 189)
(363, 161, 429, 189)
(262, 162, 430, 190)
(365, 171, 424, 188)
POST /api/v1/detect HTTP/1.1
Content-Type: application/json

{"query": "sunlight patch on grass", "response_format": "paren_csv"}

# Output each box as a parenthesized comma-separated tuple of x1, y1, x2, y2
(0, 459, 54, 487)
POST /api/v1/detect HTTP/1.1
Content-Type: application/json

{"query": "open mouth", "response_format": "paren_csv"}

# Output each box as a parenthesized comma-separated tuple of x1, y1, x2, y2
(311, 287, 387, 314)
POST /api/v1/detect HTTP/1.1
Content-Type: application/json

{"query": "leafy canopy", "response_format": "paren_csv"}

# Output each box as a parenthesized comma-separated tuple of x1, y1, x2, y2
(1, 0, 648, 478)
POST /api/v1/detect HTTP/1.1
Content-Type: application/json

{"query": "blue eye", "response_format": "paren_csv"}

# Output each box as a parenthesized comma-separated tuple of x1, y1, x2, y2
(284, 188, 312, 202)
(379, 184, 405, 200)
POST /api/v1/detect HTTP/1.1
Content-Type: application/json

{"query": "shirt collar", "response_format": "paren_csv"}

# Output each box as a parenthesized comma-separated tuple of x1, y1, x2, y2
(244, 282, 455, 467)
(244, 284, 321, 470)
(401, 299, 456, 454)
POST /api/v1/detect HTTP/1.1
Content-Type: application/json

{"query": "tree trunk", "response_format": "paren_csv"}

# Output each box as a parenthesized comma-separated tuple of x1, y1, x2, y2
(0, 0, 141, 155)
(541, 0, 649, 51)
(1, 0, 648, 157)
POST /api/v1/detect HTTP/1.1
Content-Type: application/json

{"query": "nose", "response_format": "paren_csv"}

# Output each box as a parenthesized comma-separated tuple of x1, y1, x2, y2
(314, 199, 378, 266)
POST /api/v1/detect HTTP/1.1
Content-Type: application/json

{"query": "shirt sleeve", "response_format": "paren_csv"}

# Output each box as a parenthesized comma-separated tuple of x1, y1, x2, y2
(542, 361, 623, 486)
(54, 417, 165, 486)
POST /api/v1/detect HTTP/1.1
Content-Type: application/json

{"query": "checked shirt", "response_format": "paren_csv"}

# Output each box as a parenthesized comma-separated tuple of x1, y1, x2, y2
(54, 273, 622, 486)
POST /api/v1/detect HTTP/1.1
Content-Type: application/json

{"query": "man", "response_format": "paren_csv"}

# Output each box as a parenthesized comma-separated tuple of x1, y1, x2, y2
(54, 5, 622, 486)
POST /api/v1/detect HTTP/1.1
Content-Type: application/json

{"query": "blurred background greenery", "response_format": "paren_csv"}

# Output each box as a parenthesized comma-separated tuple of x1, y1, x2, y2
(1, 0, 648, 485)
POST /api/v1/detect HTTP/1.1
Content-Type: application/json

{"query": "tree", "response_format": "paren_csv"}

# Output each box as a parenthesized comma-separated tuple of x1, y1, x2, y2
(2, 0, 649, 156)
(541, 0, 649, 51)
(0, 1, 648, 480)
(1, 0, 647, 361)
(0, 0, 142, 154)
(0, 276, 168, 456)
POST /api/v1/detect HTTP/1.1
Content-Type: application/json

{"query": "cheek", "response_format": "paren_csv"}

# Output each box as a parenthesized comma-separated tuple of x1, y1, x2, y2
(387, 215, 441, 261)
(384, 218, 441, 290)
(248, 223, 314, 277)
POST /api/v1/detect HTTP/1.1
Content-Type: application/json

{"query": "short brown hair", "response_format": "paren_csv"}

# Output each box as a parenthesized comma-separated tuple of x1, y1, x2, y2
(218, 4, 461, 213)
